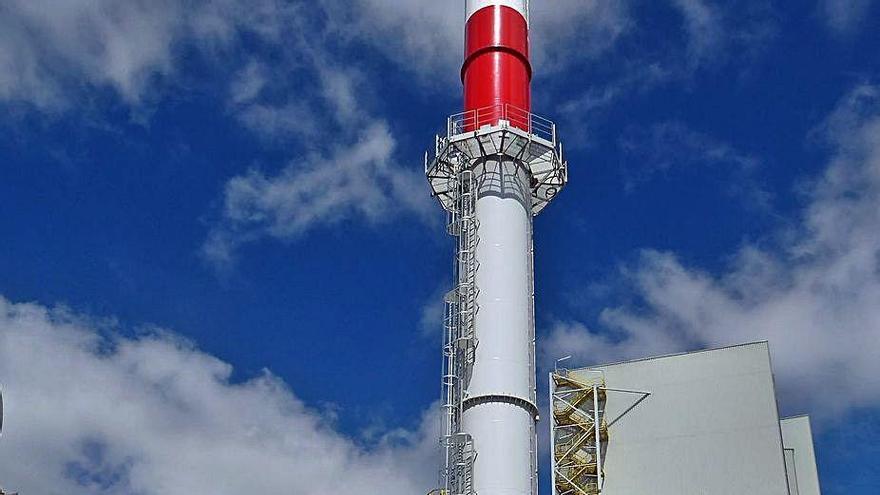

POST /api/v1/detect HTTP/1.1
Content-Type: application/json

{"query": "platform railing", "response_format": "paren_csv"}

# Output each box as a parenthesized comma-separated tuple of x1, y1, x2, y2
(447, 104, 557, 143)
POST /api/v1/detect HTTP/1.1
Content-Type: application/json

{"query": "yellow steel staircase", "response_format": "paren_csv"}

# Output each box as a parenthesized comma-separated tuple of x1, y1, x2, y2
(550, 372, 608, 495)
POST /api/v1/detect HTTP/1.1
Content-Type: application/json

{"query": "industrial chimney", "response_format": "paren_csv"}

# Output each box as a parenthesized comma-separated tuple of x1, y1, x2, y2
(425, 1, 567, 494)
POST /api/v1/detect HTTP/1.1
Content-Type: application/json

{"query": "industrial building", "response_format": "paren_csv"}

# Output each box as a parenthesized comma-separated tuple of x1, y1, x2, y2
(423, 2, 821, 495)
(550, 342, 821, 495)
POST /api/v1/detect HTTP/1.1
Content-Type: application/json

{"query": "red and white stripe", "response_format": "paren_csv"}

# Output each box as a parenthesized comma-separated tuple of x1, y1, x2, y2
(463, 0, 531, 114)
(460, 4, 538, 495)
(466, 0, 529, 23)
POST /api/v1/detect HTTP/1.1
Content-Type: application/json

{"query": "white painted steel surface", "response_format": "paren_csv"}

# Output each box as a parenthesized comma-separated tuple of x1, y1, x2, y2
(462, 403, 533, 495)
(468, 165, 532, 400)
(568, 342, 791, 495)
(466, 0, 529, 21)
(781, 416, 822, 495)
(464, 159, 535, 495)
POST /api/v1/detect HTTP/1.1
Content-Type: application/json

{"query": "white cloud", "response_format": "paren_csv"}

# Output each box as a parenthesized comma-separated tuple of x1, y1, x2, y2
(0, 0, 285, 109)
(820, 0, 875, 35)
(194, 1, 451, 268)
(220, 6, 372, 141)
(0, 0, 633, 107)
(555, 62, 672, 148)
(543, 84, 880, 420)
(202, 122, 434, 266)
(332, 0, 631, 83)
(0, 1, 433, 265)
(0, 295, 439, 494)
(228, 61, 269, 106)
(531, 0, 632, 73)
(0, 0, 181, 107)
(335, 0, 464, 87)
(340, 0, 766, 85)
(667, 0, 776, 71)
(235, 101, 318, 141)
(418, 282, 452, 339)
(0, 0, 773, 270)
(669, 0, 724, 63)
(0, 0, 770, 113)
(0, 0, 630, 112)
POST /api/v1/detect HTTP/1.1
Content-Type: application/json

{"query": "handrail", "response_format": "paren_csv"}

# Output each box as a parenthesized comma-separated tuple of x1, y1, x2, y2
(447, 104, 557, 143)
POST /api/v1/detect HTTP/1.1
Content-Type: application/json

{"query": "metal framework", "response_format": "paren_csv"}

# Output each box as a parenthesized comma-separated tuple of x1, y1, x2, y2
(550, 370, 608, 495)
(426, 103, 568, 216)
(549, 370, 652, 495)
(439, 163, 481, 495)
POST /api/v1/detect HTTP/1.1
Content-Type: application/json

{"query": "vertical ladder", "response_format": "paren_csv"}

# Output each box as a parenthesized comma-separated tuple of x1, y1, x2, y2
(440, 159, 480, 495)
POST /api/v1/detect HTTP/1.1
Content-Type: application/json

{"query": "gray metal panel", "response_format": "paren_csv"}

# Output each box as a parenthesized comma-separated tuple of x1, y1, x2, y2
(570, 342, 791, 495)
(781, 416, 822, 495)
(784, 449, 800, 495)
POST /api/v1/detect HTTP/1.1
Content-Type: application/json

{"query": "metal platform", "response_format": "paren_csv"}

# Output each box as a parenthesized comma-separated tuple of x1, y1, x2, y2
(425, 104, 568, 216)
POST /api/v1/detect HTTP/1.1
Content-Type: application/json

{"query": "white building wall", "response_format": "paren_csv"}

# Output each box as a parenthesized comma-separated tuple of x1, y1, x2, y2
(568, 342, 792, 495)
(781, 416, 822, 495)
(784, 448, 800, 495)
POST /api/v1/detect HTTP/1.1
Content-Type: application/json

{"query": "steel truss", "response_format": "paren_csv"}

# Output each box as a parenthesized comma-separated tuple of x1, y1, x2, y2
(426, 104, 567, 217)
(549, 371, 652, 495)
(550, 371, 608, 495)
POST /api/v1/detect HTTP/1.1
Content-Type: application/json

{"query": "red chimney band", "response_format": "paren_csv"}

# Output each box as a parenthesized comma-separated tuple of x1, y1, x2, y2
(463, 5, 531, 119)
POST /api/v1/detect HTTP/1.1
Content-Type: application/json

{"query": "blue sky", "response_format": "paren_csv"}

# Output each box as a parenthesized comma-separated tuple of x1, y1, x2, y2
(0, 0, 878, 493)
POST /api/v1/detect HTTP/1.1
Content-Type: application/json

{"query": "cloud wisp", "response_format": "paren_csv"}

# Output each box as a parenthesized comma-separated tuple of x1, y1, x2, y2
(0, 0, 181, 108)
(543, 84, 880, 421)
(0, 0, 737, 268)
(820, 0, 875, 35)
(554, 0, 777, 149)
(617, 121, 773, 210)
(0, 0, 634, 111)
(669, 0, 725, 64)
(330, 0, 632, 85)
(0, 0, 299, 110)
(0, 0, 439, 268)
(202, 122, 433, 266)
(0, 295, 439, 495)
(195, 1, 444, 268)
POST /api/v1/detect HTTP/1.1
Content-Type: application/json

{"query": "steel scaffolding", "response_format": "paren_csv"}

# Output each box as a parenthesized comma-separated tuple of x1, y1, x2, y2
(549, 370, 651, 495)
(550, 371, 608, 495)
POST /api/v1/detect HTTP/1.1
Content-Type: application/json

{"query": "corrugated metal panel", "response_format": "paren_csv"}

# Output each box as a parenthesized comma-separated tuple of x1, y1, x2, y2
(568, 342, 791, 495)
(780, 416, 822, 495)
